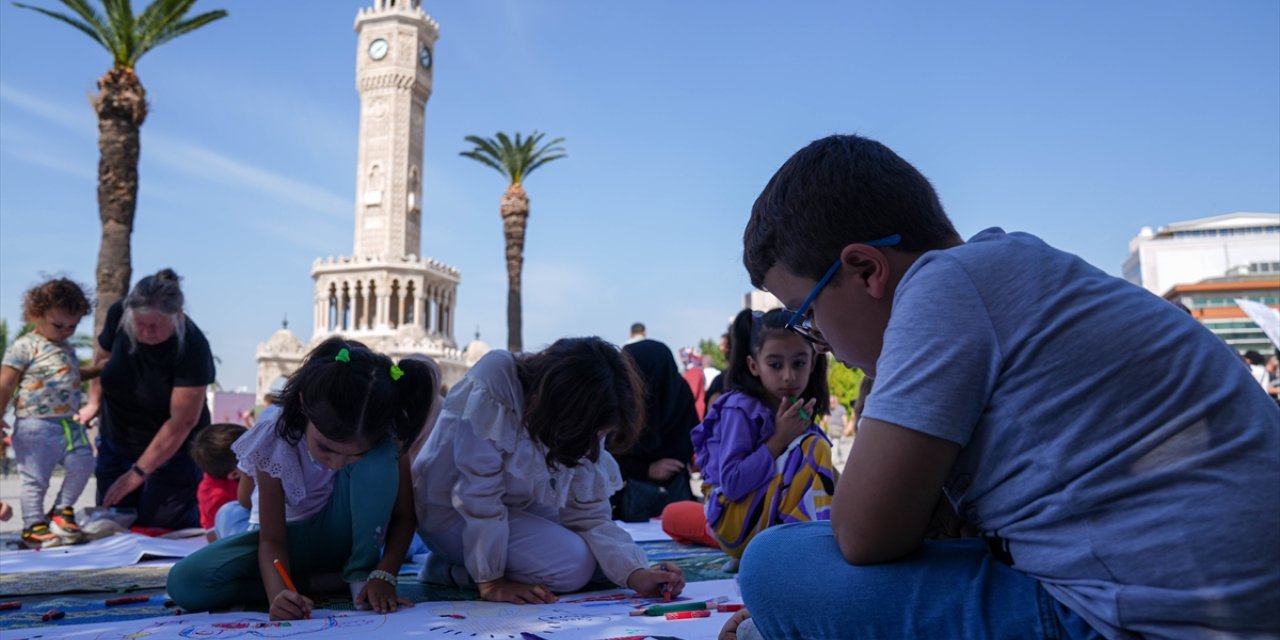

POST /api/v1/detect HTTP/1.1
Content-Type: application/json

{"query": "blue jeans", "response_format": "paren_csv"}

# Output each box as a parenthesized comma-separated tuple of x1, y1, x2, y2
(738, 522, 1102, 640)
(95, 434, 201, 530)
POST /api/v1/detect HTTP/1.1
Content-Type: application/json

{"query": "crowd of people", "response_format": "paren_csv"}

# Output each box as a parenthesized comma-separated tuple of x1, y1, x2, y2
(1, 134, 1278, 639)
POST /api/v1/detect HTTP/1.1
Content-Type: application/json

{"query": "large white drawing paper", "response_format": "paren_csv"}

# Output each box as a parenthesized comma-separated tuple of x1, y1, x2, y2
(0, 533, 206, 573)
(8, 579, 742, 640)
(614, 519, 670, 543)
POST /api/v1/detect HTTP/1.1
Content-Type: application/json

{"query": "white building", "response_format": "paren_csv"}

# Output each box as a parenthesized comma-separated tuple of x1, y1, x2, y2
(255, 0, 471, 402)
(1123, 212, 1280, 296)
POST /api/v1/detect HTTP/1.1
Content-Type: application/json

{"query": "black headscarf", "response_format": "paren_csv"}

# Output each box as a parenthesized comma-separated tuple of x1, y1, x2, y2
(616, 339, 699, 481)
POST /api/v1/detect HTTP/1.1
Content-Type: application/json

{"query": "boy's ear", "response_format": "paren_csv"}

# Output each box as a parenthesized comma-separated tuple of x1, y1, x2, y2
(838, 244, 893, 299)
(228, 469, 242, 481)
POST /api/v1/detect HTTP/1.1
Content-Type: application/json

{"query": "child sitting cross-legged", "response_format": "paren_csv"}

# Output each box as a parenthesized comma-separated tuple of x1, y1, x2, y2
(168, 338, 436, 620)
(690, 308, 837, 566)
(412, 337, 685, 604)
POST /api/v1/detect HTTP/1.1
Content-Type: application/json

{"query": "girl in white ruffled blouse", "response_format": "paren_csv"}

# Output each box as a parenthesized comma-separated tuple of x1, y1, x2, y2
(168, 338, 436, 620)
(413, 337, 686, 604)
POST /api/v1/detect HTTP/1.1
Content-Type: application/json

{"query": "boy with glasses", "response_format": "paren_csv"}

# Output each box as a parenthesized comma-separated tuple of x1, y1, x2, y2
(728, 134, 1279, 640)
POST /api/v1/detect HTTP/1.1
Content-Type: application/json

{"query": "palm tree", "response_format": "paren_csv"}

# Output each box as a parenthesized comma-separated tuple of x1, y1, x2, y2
(460, 131, 566, 352)
(14, 0, 228, 337)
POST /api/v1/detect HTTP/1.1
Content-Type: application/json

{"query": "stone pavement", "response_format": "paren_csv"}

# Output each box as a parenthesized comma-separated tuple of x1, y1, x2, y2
(0, 465, 99, 542)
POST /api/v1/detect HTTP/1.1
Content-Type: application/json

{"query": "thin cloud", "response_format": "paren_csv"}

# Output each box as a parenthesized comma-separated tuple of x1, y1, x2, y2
(146, 136, 349, 220)
(0, 83, 350, 221)
(0, 82, 95, 135)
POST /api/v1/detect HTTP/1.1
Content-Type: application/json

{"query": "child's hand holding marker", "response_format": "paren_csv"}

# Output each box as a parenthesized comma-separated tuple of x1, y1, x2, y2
(270, 559, 313, 621)
(767, 396, 816, 458)
(627, 562, 685, 599)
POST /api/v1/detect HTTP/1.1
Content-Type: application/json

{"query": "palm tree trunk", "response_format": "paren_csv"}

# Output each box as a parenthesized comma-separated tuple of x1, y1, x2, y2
(501, 182, 529, 353)
(90, 67, 148, 338)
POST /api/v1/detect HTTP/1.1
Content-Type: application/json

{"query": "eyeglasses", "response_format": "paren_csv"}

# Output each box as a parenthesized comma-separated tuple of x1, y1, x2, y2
(784, 234, 901, 346)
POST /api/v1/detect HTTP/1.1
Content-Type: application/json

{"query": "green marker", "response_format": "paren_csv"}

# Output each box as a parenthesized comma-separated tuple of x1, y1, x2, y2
(790, 396, 811, 422)
(632, 601, 709, 617)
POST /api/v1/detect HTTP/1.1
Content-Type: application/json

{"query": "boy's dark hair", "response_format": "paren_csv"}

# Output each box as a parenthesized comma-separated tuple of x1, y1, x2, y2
(744, 134, 961, 288)
(1243, 350, 1266, 366)
(189, 423, 247, 478)
(516, 337, 645, 469)
(630, 322, 646, 335)
(725, 308, 829, 416)
(22, 277, 92, 321)
(275, 337, 436, 455)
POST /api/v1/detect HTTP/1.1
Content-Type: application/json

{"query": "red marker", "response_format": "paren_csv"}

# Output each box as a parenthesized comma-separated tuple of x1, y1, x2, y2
(0, 601, 22, 611)
(665, 610, 711, 620)
(41, 608, 65, 621)
(105, 595, 150, 606)
(717, 603, 745, 613)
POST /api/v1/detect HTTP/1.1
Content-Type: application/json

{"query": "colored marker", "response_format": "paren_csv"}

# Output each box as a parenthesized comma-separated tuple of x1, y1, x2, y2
(790, 396, 811, 421)
(272, 559, 309, 619)
(105, 595, 150, 606)
(272, 559, 299, 592)
(658, 561, 673, 602)
(665, 610, 712, 620)
(717, 603, 745, 613)
(0, 601, 21, 611)
(632, 600, 708, 616)
(41, 608, 65, 621)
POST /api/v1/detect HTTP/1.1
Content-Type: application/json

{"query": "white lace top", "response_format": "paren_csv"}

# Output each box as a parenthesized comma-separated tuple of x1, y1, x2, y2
(412, 350, 648, 586)
(233, 405, 336, 525)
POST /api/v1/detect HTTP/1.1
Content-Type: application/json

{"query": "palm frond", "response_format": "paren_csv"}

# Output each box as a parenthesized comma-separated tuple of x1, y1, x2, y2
(136, 0, 194, 37)
(12, 2, 111, 53)
(460, 150, 508, 177)
(461, 131, 566, 185)
(135, 9, 226, 63)
(102, 0, 135, 60)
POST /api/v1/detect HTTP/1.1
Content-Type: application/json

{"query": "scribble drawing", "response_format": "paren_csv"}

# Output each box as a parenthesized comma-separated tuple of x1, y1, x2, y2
(94, 614, 385, 639)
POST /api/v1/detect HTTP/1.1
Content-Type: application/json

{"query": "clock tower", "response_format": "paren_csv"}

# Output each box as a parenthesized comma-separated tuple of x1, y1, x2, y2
(255, 0, 471, 401)
(352, 0, 436, 257)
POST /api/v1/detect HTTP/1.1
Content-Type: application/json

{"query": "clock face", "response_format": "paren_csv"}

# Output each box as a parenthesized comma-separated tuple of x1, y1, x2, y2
(368, 38, 389, 61)
(419, 44, 432, 70)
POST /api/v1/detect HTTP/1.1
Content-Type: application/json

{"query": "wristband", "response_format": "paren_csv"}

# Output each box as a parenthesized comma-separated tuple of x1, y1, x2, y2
(368, 569, 398, 586)
(130, 463, 149, 480)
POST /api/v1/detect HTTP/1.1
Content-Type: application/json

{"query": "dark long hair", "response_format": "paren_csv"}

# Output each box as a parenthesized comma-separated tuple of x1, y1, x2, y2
(275, 337, 436, 455)
(516, 337, 645, 469)
(724, 308, 829, 415)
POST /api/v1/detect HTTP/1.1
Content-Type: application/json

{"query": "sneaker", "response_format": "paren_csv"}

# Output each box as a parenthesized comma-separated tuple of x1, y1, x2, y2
(21, 522, 61, 549)
(48, 507, 83, 541)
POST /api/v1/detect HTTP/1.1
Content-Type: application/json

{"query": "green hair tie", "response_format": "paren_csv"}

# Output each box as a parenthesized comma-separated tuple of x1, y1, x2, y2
(335, 348, 351, 363)
(389, 364, 404, 381)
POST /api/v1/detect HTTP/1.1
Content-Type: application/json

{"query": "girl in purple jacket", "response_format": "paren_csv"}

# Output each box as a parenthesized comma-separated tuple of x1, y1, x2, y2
(691, 309, 837, 560)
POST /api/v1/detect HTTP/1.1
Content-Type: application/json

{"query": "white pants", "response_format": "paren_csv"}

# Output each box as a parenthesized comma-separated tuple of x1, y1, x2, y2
(424, 505, 599, 592)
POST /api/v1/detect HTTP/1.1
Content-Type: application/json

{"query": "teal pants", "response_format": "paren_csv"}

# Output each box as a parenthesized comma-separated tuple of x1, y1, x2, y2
(166, 440, 398, 612)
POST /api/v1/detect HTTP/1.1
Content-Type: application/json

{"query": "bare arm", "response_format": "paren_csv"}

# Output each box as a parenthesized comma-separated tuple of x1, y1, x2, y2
(832, 417, 960, 565)
(237, 472, 256, 509)
(76, 347, 111, 424)
(256, 470, 311, 619)
(136, 386, 206, 473)
(0, 365, 22, 430)
(376, 454, 417, 574)
(101, 385, 208, 507)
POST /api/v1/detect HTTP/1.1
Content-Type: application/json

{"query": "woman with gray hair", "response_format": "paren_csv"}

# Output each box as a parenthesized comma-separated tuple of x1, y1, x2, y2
(78, 268, 216, 530)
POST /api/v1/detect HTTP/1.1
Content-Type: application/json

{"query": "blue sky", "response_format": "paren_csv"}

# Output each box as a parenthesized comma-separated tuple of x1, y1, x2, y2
(2, 1, 1277, 391)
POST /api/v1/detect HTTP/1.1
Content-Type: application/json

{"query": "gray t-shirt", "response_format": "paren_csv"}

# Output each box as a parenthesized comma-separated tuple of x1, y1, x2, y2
(865, 228, 1280, 639)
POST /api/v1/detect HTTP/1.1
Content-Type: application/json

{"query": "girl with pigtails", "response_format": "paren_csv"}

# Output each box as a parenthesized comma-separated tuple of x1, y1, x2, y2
(168, 337, 436, 621)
